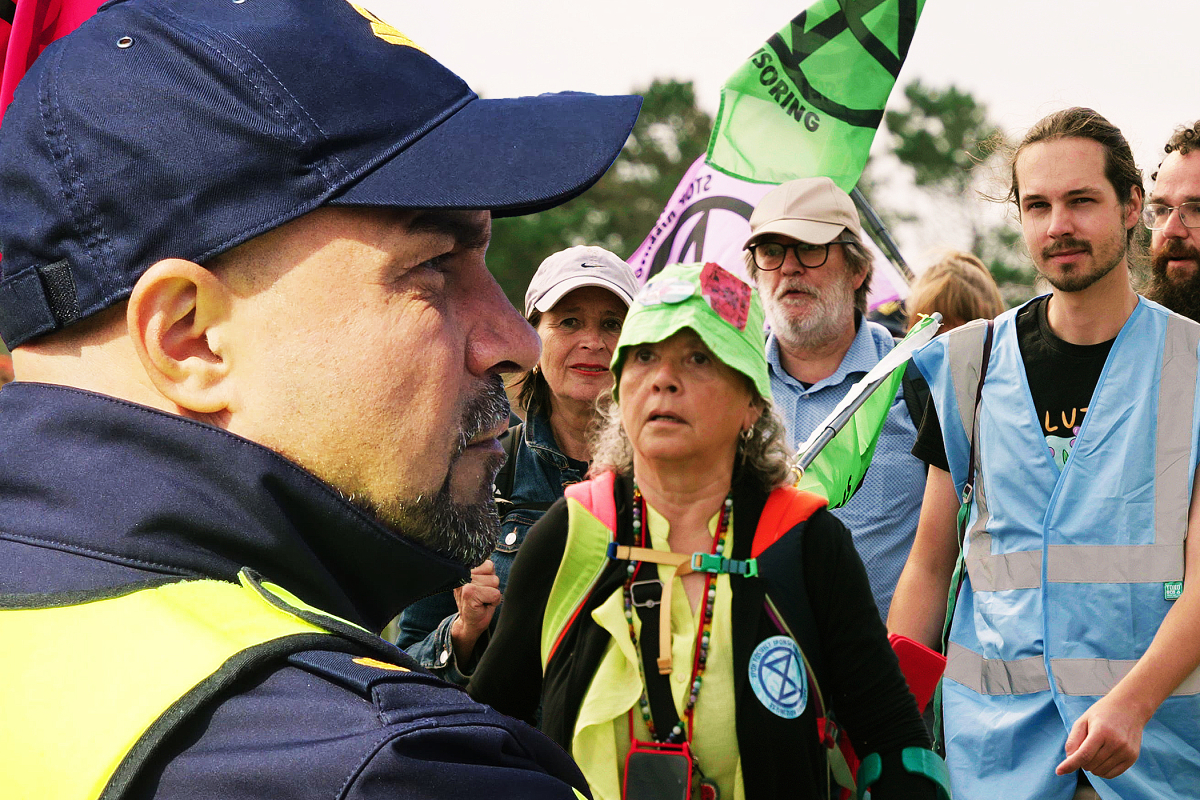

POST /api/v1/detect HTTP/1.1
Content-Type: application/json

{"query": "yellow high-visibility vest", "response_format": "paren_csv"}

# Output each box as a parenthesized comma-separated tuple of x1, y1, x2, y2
(0, 568, 378, 800)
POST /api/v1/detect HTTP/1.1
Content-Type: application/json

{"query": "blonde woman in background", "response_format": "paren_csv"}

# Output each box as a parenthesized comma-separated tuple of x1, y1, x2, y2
(905, 251, 1005, 332)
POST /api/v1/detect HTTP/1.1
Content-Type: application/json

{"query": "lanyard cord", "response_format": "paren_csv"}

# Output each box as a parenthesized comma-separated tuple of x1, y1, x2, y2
(623, 488, 728, 743)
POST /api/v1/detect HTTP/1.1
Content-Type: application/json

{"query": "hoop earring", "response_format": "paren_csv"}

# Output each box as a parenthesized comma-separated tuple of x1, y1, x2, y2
(740, 427, 753, 442)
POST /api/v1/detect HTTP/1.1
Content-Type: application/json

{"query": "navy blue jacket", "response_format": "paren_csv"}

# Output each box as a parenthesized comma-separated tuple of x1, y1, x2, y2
(0, 383, 590, 799)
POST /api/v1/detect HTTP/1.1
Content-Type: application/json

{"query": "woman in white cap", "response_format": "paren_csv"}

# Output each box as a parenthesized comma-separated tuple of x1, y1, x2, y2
(396, 245, 639, 683)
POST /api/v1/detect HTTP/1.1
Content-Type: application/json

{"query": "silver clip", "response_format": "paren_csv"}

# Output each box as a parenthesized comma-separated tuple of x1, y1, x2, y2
(629, 579, 663, 608)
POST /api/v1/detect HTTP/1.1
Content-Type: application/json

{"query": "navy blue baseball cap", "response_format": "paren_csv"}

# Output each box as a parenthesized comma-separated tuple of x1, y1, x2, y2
(0, 0, 641, 347)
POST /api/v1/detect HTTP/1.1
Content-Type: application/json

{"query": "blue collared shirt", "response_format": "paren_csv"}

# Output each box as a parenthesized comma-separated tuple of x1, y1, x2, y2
(766, 318, 926, 619)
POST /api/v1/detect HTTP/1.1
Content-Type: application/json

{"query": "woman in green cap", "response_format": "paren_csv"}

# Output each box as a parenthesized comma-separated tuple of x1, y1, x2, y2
(469, 263, 946, 800)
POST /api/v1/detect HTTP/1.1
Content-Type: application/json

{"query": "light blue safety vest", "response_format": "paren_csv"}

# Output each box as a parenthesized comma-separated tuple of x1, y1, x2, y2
(913, 297, 1200, 800)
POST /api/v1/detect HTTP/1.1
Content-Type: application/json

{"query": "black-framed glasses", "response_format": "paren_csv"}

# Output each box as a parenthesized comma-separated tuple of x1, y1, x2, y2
(1142, 202, 1200, 231)
(748, 240, 852, 271)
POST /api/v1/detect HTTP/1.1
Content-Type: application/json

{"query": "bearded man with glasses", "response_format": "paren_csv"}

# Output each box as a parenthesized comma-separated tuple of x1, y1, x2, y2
(1144, 121, 1200, 321)
(741, 177, 927, 620)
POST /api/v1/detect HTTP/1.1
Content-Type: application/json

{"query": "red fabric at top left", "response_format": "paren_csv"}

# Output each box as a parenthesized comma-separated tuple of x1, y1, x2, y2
(1, 0, 104, 125)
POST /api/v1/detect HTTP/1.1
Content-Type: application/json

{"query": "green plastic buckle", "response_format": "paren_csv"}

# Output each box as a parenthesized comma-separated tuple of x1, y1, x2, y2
(855, 753, 881, 799)
(690, 553, 757, 577)
(902, 748, 952, 800)
(855, 748, 951, 800)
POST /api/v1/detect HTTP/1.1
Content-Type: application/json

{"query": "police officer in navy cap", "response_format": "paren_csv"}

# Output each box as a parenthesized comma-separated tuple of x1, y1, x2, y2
(0, 0, 639, 797)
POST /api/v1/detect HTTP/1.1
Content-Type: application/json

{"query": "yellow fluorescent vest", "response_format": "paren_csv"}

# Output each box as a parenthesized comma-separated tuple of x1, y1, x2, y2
(0, 569, 367, 800)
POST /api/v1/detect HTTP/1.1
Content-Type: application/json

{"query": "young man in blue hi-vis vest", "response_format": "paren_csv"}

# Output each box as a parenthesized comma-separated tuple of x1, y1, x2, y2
(0, 1, 641, 798)
(889, 107, 1200, 800)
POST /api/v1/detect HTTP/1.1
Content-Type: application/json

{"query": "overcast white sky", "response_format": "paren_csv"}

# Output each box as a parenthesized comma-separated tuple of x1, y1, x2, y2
(370, 0, 1199, 260)
(372, 0, 1197, 173)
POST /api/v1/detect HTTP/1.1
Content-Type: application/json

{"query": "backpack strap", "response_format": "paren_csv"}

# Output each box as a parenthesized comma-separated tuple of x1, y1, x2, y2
(493, 422, 523, 507)
(752, 487, 856, 791)
(752, 485, 827, 558)
(563, 470, 618, 533)
(542, 472, 620, 668)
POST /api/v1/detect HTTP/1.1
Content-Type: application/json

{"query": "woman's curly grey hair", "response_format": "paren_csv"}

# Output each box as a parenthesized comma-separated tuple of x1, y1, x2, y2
(588, 393, 796, 492)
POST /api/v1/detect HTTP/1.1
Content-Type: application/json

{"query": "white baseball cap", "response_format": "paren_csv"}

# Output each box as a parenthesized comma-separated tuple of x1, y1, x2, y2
(523, 245, 639, 317)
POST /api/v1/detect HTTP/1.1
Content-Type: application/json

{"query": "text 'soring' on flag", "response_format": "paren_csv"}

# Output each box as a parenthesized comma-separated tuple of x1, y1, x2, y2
(706, 0, 924, 192)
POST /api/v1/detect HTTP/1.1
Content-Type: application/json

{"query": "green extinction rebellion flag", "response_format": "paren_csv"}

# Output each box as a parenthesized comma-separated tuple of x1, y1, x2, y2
(707, 0, 924, 191)
(795, 314, 939, 508)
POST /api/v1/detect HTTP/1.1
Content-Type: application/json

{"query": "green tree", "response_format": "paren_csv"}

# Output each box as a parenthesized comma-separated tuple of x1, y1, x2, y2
(487, 79, 713, 308)
(883, 80, 1035, 301)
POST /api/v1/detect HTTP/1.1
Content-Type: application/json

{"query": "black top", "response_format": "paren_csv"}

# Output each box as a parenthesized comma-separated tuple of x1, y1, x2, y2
(469, 471, 936, 799)
(914, 296, 1114, 472)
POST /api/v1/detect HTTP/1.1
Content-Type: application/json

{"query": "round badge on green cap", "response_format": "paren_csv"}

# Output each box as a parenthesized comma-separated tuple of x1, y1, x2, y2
(611, 262, 770, 403)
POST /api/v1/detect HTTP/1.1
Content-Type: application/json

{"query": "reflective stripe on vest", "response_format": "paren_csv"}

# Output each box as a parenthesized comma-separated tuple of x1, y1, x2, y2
(947, 313, 1199, 592)
(947, 642, 1200, 697)
(0, 570, 359, 800)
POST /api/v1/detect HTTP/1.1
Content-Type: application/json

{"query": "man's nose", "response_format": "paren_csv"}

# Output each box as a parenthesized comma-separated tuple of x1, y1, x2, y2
(1162, 206, 1189, 239)
(1046, 205, 1074, 238)
(470, 271, 540, 377)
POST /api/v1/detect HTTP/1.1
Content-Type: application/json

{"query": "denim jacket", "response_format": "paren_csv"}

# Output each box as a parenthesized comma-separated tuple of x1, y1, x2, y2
(395, 410, 587, 684)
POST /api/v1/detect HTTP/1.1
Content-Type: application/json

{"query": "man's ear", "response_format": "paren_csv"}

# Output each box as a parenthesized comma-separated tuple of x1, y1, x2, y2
(1124, 184, 1145, 231)
(126, 258, 233, 415)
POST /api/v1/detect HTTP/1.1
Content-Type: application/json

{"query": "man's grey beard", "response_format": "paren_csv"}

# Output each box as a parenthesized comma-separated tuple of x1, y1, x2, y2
(352, 376, 511, 567)
(762, 273, 856, 351)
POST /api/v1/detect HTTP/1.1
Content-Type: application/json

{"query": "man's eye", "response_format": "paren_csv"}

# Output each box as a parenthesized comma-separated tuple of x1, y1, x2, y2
(760, 244, 784, 258)
(418, 255, 450, 274)
(796, 243, 822, 252)
(603, 319, 623, 332)
(690, 352, 709, 365)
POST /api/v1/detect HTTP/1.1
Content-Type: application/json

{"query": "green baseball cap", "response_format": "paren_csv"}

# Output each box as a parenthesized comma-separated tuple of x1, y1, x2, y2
(611, 262, 771, 403)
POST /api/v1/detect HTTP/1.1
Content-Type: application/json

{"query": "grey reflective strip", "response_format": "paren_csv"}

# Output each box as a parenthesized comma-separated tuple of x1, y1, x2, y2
(947, 644, 1200, 696)
(1154, 317, 1200, 547)
(1047, 544, 1183, 583)
(945, 320, 991, 443)
(944, 643, 1050, 695)
(967, 536, 1040, 590)
(1052, 659, 1200, 696)
(963, 433, 1042, 591)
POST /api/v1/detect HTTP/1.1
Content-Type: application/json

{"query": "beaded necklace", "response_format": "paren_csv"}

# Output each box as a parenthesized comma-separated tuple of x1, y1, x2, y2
(623, 484, 732, 743)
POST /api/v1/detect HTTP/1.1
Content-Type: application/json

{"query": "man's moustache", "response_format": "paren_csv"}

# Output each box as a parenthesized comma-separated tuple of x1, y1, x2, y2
(1153, 239, 1200, 271)
(1042, 238, 1093, 259)
(774, 284, 818, 300)
(454, 376, 511, 459)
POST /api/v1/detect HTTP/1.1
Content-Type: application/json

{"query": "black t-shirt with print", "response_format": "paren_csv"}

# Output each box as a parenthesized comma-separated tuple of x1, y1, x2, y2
(913, 296, 1115, 472)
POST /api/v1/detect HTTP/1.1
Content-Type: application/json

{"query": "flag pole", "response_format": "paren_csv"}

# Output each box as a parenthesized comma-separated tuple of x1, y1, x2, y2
(794, 373, 892, 472)
(793, 313, 941, 475)
(851, 187, 915, 284)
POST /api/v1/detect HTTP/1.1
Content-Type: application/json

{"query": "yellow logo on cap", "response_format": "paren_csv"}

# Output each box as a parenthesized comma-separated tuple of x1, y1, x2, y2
(347, 3, 426, 52)
(353, 656, 411, 672)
